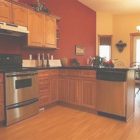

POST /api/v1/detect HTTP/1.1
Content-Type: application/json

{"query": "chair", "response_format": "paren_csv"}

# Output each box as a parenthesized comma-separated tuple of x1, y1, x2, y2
(135, 70, 140, 94)
(135, 80, 140, 94)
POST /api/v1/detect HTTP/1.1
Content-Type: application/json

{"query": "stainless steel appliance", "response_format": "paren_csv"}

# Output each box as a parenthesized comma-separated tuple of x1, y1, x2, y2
(0, 54, 39, 126)
(5, 71, 39, 126)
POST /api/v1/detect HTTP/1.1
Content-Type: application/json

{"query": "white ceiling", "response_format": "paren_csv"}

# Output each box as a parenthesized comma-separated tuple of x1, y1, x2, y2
(78, 0, 140, 14)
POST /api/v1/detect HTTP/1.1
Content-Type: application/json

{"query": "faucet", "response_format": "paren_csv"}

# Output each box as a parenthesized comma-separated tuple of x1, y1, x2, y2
(37, 53, 41, 67)
(42, 53, 45, 67)
(46, 53, 50, 67)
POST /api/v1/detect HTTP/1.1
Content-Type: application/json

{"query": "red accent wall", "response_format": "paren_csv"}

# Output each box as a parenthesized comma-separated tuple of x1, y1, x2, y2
(1, 0, 96, 65)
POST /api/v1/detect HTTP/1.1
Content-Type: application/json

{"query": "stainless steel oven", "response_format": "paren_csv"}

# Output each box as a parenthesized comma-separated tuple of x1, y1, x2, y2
(5, 71, 39, 126)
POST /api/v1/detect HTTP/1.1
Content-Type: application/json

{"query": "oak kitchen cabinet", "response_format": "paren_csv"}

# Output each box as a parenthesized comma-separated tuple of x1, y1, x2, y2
(58, 69, 96, 109)
(38, 70, 59, 108)
(28, 9, 44, 47)
(81, 70, 96, 108)
(28, 9, 58, 48)
(0, 0, 28, 26)
(58, 77, 69, 102)
(12, 3, 28, 26)
(44, 16, 57, 48)
(0, 0, 11, 23)
(0, 74, 4, 122)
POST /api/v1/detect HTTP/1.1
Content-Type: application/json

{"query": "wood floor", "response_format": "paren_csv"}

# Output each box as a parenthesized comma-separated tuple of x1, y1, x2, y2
(1, 94, 140, 140)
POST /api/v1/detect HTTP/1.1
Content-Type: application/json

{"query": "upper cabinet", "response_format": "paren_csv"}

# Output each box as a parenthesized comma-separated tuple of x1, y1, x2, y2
(0, 0, 12, 23)
(12, 4, 28, 26)
(28, 9, 44, 47)
(0, 1, 59, 49)
(28, 10, 58, 48)
(0, 1, 28, 26)
(44, 16, 57, 48)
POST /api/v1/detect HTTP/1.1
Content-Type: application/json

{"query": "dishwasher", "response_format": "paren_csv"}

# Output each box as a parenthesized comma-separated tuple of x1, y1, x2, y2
(96, 69, 130, 119)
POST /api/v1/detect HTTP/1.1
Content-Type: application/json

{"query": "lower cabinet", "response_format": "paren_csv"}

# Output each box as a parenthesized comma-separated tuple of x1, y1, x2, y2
(39, 77, 51, 107)
(58, 77, 69, 102)
(82, 79, 96, 108)
(50, 78, 58, 102)
(38, 70, 59, 108)
(67, 78, 79, 104)
(58, 70, 96, 109)
(38, 69, 96, 110)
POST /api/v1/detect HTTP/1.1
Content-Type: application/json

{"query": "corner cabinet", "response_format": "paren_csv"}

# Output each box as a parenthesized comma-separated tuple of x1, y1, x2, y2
(28, 9, 44, 47)
(58, 70, 96, 109)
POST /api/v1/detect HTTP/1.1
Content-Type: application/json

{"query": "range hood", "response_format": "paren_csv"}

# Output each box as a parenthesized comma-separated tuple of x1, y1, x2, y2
(0, 22, 29, 37)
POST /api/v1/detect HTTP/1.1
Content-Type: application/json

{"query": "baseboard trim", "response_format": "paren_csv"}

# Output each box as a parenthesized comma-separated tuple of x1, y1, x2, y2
(57, 101, 97, 114)
(97, 111, 126, 121)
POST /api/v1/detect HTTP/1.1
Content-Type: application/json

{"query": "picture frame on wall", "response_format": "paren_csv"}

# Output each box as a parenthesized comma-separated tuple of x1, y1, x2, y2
(75, 45, 85, 55)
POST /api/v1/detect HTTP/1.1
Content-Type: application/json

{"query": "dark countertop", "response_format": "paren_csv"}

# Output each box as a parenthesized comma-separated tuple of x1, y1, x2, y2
(27, 66, 133, 71)
(0, 66, 134, 73)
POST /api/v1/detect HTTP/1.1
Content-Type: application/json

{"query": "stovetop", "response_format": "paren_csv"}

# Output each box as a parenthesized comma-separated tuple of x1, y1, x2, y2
(0, 54, 37, 73)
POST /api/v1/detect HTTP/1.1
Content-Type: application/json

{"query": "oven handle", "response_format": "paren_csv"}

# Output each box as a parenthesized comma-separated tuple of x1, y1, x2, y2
(6, 98, 39, 110)
(6, 73, 37, 77)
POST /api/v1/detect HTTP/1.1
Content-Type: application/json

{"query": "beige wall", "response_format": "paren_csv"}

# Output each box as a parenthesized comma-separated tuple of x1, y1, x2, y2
(96, 12, 113, 54)
(112, 14, 140, 66)
(96, 13, 140, 66)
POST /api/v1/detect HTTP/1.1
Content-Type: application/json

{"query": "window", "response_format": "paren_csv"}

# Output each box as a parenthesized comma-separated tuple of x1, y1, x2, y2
(134, 36, 140, 63)
(130, 34, 140, 67)
(98, 35, 112, 61)
(99, 45, 111, 61)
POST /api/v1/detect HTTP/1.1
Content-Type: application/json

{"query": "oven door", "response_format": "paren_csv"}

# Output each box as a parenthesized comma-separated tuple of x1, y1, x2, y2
(6, 99, 39, 126)
(5, 71, 39, 106)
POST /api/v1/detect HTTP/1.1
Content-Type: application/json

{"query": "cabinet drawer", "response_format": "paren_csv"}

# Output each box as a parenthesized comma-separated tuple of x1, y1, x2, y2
(81, 70, 96, 78)
(38, 70, 59, 77)
(39, 89, 50, 96)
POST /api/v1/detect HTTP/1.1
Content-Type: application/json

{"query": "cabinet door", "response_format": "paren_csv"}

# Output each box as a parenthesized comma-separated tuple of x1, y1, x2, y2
(96, 80, 125, 116)
(58, 78, 69, 102)
(82, 79, 96, 108)
(12, 4, 28, 26)
(38, 77, 51, 107)
(50, 78, 58, 103)
(0, 0, 11, 22)
(44, 16, 57, 48)
(68, 78, 78, 104)
(28, 9, 44, 47)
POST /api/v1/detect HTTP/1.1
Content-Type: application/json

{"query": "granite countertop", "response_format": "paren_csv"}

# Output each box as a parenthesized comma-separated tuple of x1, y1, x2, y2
(26, 65, 133, 71)
(0, 66, 134, 73)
